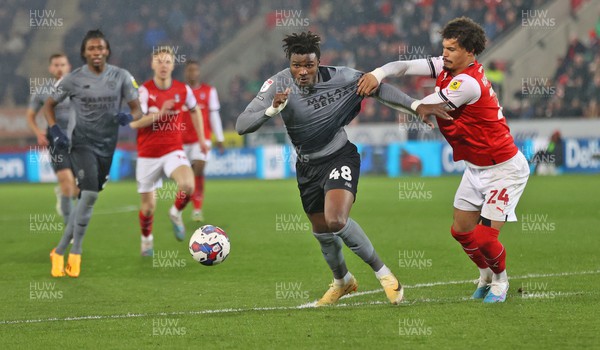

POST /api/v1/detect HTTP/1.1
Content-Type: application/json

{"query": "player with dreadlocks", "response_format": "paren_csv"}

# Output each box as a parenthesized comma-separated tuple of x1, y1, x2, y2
(237, 32, 452, 306)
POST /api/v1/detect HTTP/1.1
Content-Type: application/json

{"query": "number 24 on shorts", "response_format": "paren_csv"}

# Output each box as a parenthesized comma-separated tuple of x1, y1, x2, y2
(487, 188, 509, 205)
(329, 166, 352, 181)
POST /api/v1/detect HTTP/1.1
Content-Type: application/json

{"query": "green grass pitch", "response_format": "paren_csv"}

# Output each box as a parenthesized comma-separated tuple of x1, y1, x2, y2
(0, 175, 598, 349)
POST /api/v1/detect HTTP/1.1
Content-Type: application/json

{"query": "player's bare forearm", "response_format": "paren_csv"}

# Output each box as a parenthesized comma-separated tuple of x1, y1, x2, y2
(127, 99, 144, 121)
(26, 108, 49, 146)
(26, 109, 44, 136)
(191, 107, 209, 154)
(129, 113, 156, 129)
(43, 97, 59, 127)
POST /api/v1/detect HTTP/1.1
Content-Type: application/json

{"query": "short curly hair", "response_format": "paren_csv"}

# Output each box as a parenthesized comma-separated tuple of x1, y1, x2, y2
(282, 31, 321, 60)
(441, 17, 486, 55)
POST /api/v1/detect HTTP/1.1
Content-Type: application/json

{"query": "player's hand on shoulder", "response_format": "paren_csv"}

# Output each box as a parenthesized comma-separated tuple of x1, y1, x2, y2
(357, 73, 380, 97)
(115, 112, 134, 126)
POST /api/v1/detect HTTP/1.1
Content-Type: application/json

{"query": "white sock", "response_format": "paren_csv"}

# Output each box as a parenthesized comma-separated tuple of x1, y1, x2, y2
(169, 205, 181, 216)
(479, 267, 493, 282)
(142, 234, 153, 242)
(334, 271, 353, 286)
(492, 270, 508, 284)
(375, 265, 392, 279)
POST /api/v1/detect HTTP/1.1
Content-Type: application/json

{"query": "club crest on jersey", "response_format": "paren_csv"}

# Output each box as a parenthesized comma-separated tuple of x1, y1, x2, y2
(108, 81, 116, 90)
(260, 79, 274, 93)
(174, 94, 180, 103)
(449, 80, 462, 91)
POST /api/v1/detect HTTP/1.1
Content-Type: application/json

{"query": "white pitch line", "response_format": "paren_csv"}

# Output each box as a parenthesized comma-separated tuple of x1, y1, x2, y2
(0, 270, 596, 326)
(340, 269, 600, 300)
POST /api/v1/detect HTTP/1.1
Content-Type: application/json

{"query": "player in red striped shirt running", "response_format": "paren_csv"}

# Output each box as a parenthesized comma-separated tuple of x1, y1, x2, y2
(131, 48, 208, 256)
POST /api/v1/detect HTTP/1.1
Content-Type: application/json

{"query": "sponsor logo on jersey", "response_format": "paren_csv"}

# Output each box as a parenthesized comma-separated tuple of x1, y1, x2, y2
(260, 79, 274, 93)
(449, 80, 462, 91)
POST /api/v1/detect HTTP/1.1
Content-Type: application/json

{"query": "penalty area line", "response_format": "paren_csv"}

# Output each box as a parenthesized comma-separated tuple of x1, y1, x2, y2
(1, 270, 596, 325)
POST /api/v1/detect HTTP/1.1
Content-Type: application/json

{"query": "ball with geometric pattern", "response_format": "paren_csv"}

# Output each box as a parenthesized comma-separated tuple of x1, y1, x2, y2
(189, 225, 230, 266)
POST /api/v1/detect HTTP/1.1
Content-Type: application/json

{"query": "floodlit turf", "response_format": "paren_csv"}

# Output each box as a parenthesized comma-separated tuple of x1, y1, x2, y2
(0, 175, 598, 349)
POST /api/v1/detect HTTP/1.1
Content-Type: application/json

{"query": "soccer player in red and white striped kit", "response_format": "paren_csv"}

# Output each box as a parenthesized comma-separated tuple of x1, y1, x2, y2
(181, 60, 225, 222)
(358, 17, 529, 303)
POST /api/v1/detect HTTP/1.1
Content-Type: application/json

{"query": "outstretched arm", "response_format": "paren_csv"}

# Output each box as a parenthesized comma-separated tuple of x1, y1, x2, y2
(373, 83, 452, 128)
(357, 57, 442, 96)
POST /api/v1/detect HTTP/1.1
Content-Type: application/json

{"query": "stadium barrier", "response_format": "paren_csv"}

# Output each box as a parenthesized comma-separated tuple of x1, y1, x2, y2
(2, 137, 598, 183)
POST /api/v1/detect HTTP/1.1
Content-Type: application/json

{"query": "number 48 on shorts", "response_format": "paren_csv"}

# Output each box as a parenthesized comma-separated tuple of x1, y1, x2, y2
(329, 166, 352, 181)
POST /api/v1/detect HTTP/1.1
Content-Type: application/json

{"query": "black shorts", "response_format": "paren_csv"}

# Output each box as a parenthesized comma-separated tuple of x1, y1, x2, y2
(296, 142, 360, 214)
(70, 146, 113, 192)
(46, 130, 72, 172)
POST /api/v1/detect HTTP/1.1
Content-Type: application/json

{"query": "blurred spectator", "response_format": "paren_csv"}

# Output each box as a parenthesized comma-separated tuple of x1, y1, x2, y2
(487, 61, 505, 99)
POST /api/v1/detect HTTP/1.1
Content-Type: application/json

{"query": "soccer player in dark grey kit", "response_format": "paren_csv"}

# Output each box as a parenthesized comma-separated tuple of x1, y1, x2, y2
(26, 53, 78, 224)
(237, 32, 451, 305)
(44, 30, 143, 278)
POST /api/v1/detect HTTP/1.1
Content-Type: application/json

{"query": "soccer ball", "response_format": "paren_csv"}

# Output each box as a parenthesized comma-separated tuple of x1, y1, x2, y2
(189, 225, 230, 266)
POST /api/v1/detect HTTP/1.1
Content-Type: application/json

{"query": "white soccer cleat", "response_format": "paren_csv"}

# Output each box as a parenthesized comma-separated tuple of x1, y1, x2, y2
(141, 235, 154, 256)
(168, 206, 185, 241)
(192, 209, 204, 222)
(472, 277, 492, 299)
(483, 281, 509, 303)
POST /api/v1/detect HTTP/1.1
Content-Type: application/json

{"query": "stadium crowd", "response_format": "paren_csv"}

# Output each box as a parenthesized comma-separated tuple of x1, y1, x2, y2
(5, 0, 599, 127)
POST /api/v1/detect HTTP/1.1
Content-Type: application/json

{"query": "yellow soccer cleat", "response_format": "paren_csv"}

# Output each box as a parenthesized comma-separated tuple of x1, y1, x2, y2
(50, 248, 65, 277)
(65, 253, 81, 278)
(316, 276, 358, 307)
(379, 274, 404, 304)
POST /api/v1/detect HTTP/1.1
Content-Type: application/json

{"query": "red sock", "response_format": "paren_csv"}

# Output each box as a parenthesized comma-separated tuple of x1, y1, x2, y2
(192, 175, 205, 210)
(139, 211, 153, 237)
(451, 226, 488, 269)
(473, 224, 506, 273)
(174, 191, 191, 211)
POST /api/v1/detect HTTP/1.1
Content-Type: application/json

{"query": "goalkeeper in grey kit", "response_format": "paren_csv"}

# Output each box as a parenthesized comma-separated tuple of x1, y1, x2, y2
(236, 32, 451, 305)
(44, 29, 143, 278)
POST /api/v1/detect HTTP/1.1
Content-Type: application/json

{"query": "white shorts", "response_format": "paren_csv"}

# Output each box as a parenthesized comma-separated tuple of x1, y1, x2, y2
(454, 151, 530, 222)
(183, 141, 211, 162)
(136, 150, 191, 193)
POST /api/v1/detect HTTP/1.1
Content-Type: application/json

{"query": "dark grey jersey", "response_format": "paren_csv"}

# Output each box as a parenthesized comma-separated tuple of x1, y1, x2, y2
(52, 64, 139, 157)
(237, 66, 416, 159)
(28, 79, 74, 133)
